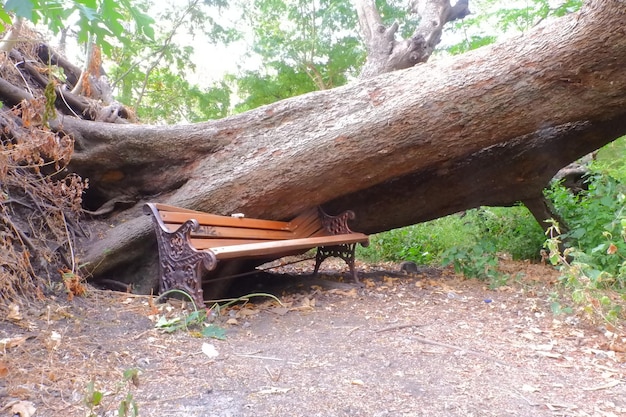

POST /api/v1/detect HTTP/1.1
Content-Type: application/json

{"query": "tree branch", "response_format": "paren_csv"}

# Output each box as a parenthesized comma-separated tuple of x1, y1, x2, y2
(357, 0, 470, 78)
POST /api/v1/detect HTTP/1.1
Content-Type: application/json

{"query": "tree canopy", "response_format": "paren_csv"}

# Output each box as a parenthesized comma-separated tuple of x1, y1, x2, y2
(2, 0, 587, 123)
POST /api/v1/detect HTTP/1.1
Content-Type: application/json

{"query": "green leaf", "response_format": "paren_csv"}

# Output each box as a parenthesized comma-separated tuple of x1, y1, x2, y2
(5, 0, 34, 19)
(0, 7, 13, 25)
(75, 3, 98, 21)
(201, 324, 227, 340)
(155, 314, 182, 332)
(91, 390, 103, 406)
(123, 368, 139, 382)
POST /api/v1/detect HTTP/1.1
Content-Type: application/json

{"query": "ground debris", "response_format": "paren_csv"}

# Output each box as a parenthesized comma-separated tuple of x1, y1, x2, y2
(2, 261, 625, 417)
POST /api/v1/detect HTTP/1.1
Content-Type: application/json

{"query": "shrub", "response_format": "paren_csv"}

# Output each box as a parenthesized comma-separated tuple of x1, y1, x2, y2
(546, 173, 626, 287)
(358, 205, 545, 266)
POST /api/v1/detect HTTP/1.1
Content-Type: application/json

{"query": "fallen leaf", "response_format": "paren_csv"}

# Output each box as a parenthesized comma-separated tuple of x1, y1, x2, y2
(201, 325, 226, 340)
(7, 303, 22, 321)
(50, 331, 62, 349)
(546, 403, 571, 411)
(607, 243, 618, 255)
(236, 308, 259, 318)
(10, 401, 36, 417)
(383, 276, 398, 285)
(0, 361, 8, 378)
(608, 341, 626, 353)
(363, 279, 376, 288)
(201, 342, 219, 359)
(532, 343, 554, 351)
(521, 384, 539, 392)
(0, 335, 29, 350)
(328, 288, 358, 298)
(270, 307, 289, 316)
(291, 297, 316, 311)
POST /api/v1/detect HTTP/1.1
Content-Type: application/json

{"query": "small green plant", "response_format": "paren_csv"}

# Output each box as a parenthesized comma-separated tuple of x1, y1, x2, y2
(543, 220, 626, 323)
(548, 291, 573, 315)
(154, 289, 282, 339)
(84, 380, 103, 417)
(441, 240, 510, 289)
(546, 173, 626, 288)
(84, 368, 139, 417)
(118, 369, 140, 417)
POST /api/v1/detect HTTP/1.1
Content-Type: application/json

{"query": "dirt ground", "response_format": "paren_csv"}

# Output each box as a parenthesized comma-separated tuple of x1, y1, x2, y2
(1, 259, 626, 417)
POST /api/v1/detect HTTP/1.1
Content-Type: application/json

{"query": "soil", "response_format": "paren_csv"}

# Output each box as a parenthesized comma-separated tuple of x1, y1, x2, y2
(1, 259, 626, 417)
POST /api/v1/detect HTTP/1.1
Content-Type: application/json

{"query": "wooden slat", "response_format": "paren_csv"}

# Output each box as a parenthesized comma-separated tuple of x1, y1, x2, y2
(210, 233, 369, 260)
(289, 209, 324, 238)
(164, 223, 295, 240)
(190, 238, 274, 249)
(287, 208, 318, 230)
(160, 211, 291, 231)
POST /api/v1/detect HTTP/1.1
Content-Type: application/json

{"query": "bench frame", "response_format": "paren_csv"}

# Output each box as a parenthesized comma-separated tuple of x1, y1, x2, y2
(144, 203, 369, 305)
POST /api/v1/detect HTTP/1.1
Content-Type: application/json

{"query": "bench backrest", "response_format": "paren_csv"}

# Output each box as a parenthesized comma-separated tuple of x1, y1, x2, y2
(151, 203, 328, 250)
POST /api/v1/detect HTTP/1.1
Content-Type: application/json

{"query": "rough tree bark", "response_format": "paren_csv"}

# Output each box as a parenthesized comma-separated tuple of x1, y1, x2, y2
(1, 1, 625, 294)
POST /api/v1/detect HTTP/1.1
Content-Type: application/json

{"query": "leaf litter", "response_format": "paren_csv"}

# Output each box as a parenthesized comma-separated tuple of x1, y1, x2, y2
(0, 259, 625, 416)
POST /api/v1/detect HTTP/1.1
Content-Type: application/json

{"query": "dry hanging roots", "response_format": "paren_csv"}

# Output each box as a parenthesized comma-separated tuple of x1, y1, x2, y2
(1, 99, 88, 304)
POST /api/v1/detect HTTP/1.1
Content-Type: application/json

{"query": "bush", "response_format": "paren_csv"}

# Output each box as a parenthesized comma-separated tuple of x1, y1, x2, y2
(358, 205, 545, 266)
(357, 213, 477, 264)
(546, 173, 626, 288)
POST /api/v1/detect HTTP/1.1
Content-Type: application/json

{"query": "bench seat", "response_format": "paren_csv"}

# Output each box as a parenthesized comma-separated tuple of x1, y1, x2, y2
(144, 203, 369, 305)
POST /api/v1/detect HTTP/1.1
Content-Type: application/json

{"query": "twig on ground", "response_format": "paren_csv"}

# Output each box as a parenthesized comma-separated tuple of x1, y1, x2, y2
(375, 323, 424, 333)
(582, 379, 622, 391)
(347, 326, 360, 335)
(265, 365, 282, 382)
(233, 352, 301, 365)
(512, 390, 541, 407)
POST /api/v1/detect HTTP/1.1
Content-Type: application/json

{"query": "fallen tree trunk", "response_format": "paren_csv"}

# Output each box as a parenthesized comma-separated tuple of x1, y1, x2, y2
(6, 0, 611, 291)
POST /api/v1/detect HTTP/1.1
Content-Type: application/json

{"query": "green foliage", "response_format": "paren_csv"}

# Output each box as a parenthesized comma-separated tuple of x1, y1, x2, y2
(442, 241, 503, 286)
(118, 369, 139, 417)
(541, 141, 626, 322)
(544, 220, 625, 323)
(233, 65, 317, 113)
(154, 289, 281, 339)
(439, 206, 544, 288)
(2, 0, 155, 55)
(84, 380, 103, 417)
(546, 172, 626, 288)
(593, 135, 626, 183)
(358, 205, 544, 269)
(358, 214, 475, 265)
(231, 0, 364, 111)
(442, 0, 583, 55)
(84, 368, 139, 417)
(445, 35, 498, 55)
(107, 0, 235, 122)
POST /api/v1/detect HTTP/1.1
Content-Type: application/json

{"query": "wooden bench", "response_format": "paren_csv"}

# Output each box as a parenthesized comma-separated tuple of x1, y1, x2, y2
(144, 203, 369, 305)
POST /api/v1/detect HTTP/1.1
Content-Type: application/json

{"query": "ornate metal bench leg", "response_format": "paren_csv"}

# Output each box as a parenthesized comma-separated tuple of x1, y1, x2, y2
(314, 243, 360, 284)
(145, 205, 217, 307)
(157, 242, 216, 307)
